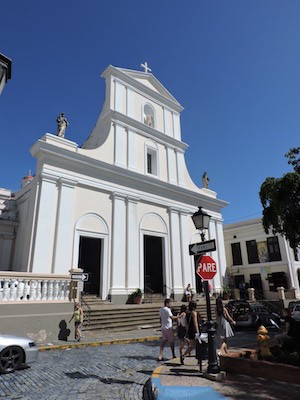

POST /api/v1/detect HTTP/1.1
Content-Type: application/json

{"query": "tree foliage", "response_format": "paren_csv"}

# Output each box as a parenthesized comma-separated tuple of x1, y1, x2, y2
(259, 147, 300, 249)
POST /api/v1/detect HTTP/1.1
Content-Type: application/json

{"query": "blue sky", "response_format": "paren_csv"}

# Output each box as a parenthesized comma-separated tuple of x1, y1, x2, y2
(1, 1, 299, 224)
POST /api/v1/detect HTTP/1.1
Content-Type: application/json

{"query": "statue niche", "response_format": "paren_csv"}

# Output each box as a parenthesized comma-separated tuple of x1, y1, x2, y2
(143, 104, 155, 128)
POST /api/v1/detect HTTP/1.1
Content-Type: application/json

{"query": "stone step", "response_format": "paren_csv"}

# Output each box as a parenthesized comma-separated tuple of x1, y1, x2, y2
(81, 300, 216, 333)
(85, 319, 161, 331)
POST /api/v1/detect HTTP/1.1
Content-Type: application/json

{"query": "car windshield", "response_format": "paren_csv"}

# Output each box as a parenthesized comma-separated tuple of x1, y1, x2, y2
(289, 301, 300, 309)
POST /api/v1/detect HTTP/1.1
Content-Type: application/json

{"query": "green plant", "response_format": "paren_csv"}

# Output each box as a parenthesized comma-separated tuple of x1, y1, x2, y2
(131, 288, 143, 297)
(222, 285, 231, 294)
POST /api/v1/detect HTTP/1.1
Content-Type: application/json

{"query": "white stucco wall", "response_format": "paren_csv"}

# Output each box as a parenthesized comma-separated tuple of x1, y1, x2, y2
(1, 65, 228, 302)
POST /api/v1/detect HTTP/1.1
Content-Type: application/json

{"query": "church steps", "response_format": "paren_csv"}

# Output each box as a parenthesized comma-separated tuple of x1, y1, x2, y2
(81, 300, 216, 334)
(84, 320, 161, 332)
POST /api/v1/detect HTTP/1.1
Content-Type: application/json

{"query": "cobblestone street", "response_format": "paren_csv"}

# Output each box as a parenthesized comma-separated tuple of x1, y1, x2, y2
(0, 340, 161, 400)
(0, 330, 279, 400)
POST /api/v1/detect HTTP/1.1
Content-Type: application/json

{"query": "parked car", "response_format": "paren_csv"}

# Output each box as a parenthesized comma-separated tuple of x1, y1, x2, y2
(226, 300, 281, 330)
(292, 304, 300, 321)
(288, 300, 300, 313)
(0, 334, 39, 373)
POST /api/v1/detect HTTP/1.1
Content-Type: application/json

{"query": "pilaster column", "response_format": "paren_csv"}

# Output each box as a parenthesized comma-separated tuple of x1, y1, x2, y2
(114, 123, 127, 167)
(110, 193, 127, 294)
(30, 174, 57, 273)
(214, 219, 226, 291)
(126, 87, 134, 118)
(127, 129, 137, 172)
(168, 207, 183, 293)
(126, 196, 140, 289)
(179, 210, 192, 289)
(52, 178, 77, 274)
(176, 151, 186, 187)
(167, 147, 177, 184)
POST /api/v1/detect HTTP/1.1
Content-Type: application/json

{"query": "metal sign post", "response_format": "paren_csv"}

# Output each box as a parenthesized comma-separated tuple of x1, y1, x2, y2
(189, 239, 216, 256)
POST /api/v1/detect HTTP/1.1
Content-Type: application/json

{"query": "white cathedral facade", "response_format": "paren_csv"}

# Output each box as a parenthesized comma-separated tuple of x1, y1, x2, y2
(0, 65, 228, 303)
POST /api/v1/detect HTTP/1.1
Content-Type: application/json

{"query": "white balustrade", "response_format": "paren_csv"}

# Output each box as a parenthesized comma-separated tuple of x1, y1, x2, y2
(29, 280, 37, 300)
(10, 279, 18, 301)
(53, 280, 59, 300)
(24, 280, 30, 300)
(36, 281, 42, 301)
(63, 280, 70, 301)
(3, 280, 10, 301)
(41, 280, 48, 300)
(48, 281, 54, 300)
(0, 275, 72, 302)
(16, 280, 24, 300)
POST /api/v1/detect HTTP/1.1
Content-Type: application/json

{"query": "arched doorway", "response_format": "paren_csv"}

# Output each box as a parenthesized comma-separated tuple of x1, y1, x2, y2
(74, 213, 109, 299)
(78, 236, 102, 295)
(144, 235, 164, 293)
(140, 213, 168, 295)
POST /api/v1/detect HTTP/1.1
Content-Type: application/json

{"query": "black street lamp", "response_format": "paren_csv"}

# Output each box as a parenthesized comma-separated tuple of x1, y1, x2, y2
(191, 207, 220, 374)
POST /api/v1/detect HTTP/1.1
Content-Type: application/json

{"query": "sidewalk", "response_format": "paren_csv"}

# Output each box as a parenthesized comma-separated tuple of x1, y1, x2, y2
(38, 328, 300, 400)
(38, 327, 162, 351)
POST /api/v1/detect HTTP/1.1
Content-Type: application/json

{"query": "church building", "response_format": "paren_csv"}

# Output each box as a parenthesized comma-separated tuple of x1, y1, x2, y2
(0, 64, 228, 303)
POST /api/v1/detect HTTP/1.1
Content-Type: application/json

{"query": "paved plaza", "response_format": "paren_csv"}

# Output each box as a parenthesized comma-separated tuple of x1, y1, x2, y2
(0, 341, 160, 400)
(0, 329, 299, 400)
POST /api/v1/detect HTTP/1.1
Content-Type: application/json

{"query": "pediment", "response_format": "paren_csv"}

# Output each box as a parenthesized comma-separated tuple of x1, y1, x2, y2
(102, 65, 182, 110)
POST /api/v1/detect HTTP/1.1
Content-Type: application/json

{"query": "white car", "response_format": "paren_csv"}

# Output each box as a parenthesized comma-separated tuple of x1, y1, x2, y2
(292, 305, 300, 321)
(0, 334, 39, 373)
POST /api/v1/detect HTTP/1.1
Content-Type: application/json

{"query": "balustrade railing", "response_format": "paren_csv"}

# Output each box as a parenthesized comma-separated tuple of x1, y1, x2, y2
(0, 272, 71, 302)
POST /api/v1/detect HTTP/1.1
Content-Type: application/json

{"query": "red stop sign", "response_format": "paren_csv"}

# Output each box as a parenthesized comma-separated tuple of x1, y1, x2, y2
(196, 255, 217, 280)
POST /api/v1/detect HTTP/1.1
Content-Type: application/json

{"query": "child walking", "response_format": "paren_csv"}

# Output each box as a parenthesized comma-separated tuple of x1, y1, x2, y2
(69, 302, 84, 342)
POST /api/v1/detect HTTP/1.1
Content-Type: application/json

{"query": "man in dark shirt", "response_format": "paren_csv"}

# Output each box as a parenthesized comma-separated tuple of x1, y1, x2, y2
(275, 308, 299, 345)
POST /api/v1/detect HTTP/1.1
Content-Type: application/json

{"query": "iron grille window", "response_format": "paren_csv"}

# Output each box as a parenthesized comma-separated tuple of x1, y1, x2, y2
(231, 242, 243, 265)
(147, 153, 152, 174)
(267, 237, 281, 261)
(246, 240, 259, 264)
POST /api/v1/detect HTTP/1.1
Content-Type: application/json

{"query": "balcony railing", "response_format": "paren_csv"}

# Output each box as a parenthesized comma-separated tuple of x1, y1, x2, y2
(0, 272, 71, 302)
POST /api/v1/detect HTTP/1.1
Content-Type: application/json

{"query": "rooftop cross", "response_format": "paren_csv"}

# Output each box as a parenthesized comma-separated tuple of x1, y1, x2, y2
(140, 62, 152, 73)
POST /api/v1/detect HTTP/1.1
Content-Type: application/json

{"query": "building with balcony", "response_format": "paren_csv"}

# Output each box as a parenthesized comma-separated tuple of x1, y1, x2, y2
(224, 218, 300, 300)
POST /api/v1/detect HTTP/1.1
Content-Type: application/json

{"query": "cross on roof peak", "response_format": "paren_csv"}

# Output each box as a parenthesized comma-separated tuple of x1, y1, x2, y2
(140, 62, 152, 73)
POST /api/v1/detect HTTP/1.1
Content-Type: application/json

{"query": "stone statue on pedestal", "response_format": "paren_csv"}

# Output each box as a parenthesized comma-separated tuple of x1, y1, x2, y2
(56, 113, 69, 138)
(202, 172, 210, 188)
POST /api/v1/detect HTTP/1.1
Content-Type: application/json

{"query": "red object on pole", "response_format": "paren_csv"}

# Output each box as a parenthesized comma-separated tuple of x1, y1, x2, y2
(196, 255, 217, 280)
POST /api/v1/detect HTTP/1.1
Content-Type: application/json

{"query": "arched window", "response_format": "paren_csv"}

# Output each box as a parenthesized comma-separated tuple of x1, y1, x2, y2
(143, 104, 155, 128)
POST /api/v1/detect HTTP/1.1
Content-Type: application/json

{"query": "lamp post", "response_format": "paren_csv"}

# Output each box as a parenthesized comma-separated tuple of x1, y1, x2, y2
(191, 207, 220, 374)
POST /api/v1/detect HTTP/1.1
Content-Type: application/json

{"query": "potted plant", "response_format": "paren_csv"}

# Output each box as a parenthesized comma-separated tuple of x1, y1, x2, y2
(131, 288, 143, 304)
(222, 285, 232, 300)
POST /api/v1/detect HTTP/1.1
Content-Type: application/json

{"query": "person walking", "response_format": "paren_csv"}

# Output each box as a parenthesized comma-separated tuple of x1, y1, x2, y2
(69, 302, 84, 342)
(181, 301, 200, 364)
(158, 299, 178, 361)
(216, 297, 236, 355)
(177, 304, 188, 360)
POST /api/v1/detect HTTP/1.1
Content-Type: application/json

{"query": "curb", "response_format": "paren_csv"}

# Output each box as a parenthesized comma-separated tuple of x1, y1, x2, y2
(150, 365, 163, 399)
(38, 335, 160, 352)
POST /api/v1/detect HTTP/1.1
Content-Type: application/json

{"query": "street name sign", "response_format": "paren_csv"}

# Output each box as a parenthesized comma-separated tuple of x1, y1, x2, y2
(196, 255, 217, 280)
(71, 273, 89, 281)
(189, 239, 216, 256)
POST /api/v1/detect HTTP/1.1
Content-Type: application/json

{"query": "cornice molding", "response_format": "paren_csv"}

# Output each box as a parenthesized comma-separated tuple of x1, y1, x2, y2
(30, 141, 228, 212)
(110, 110, 188, 151)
